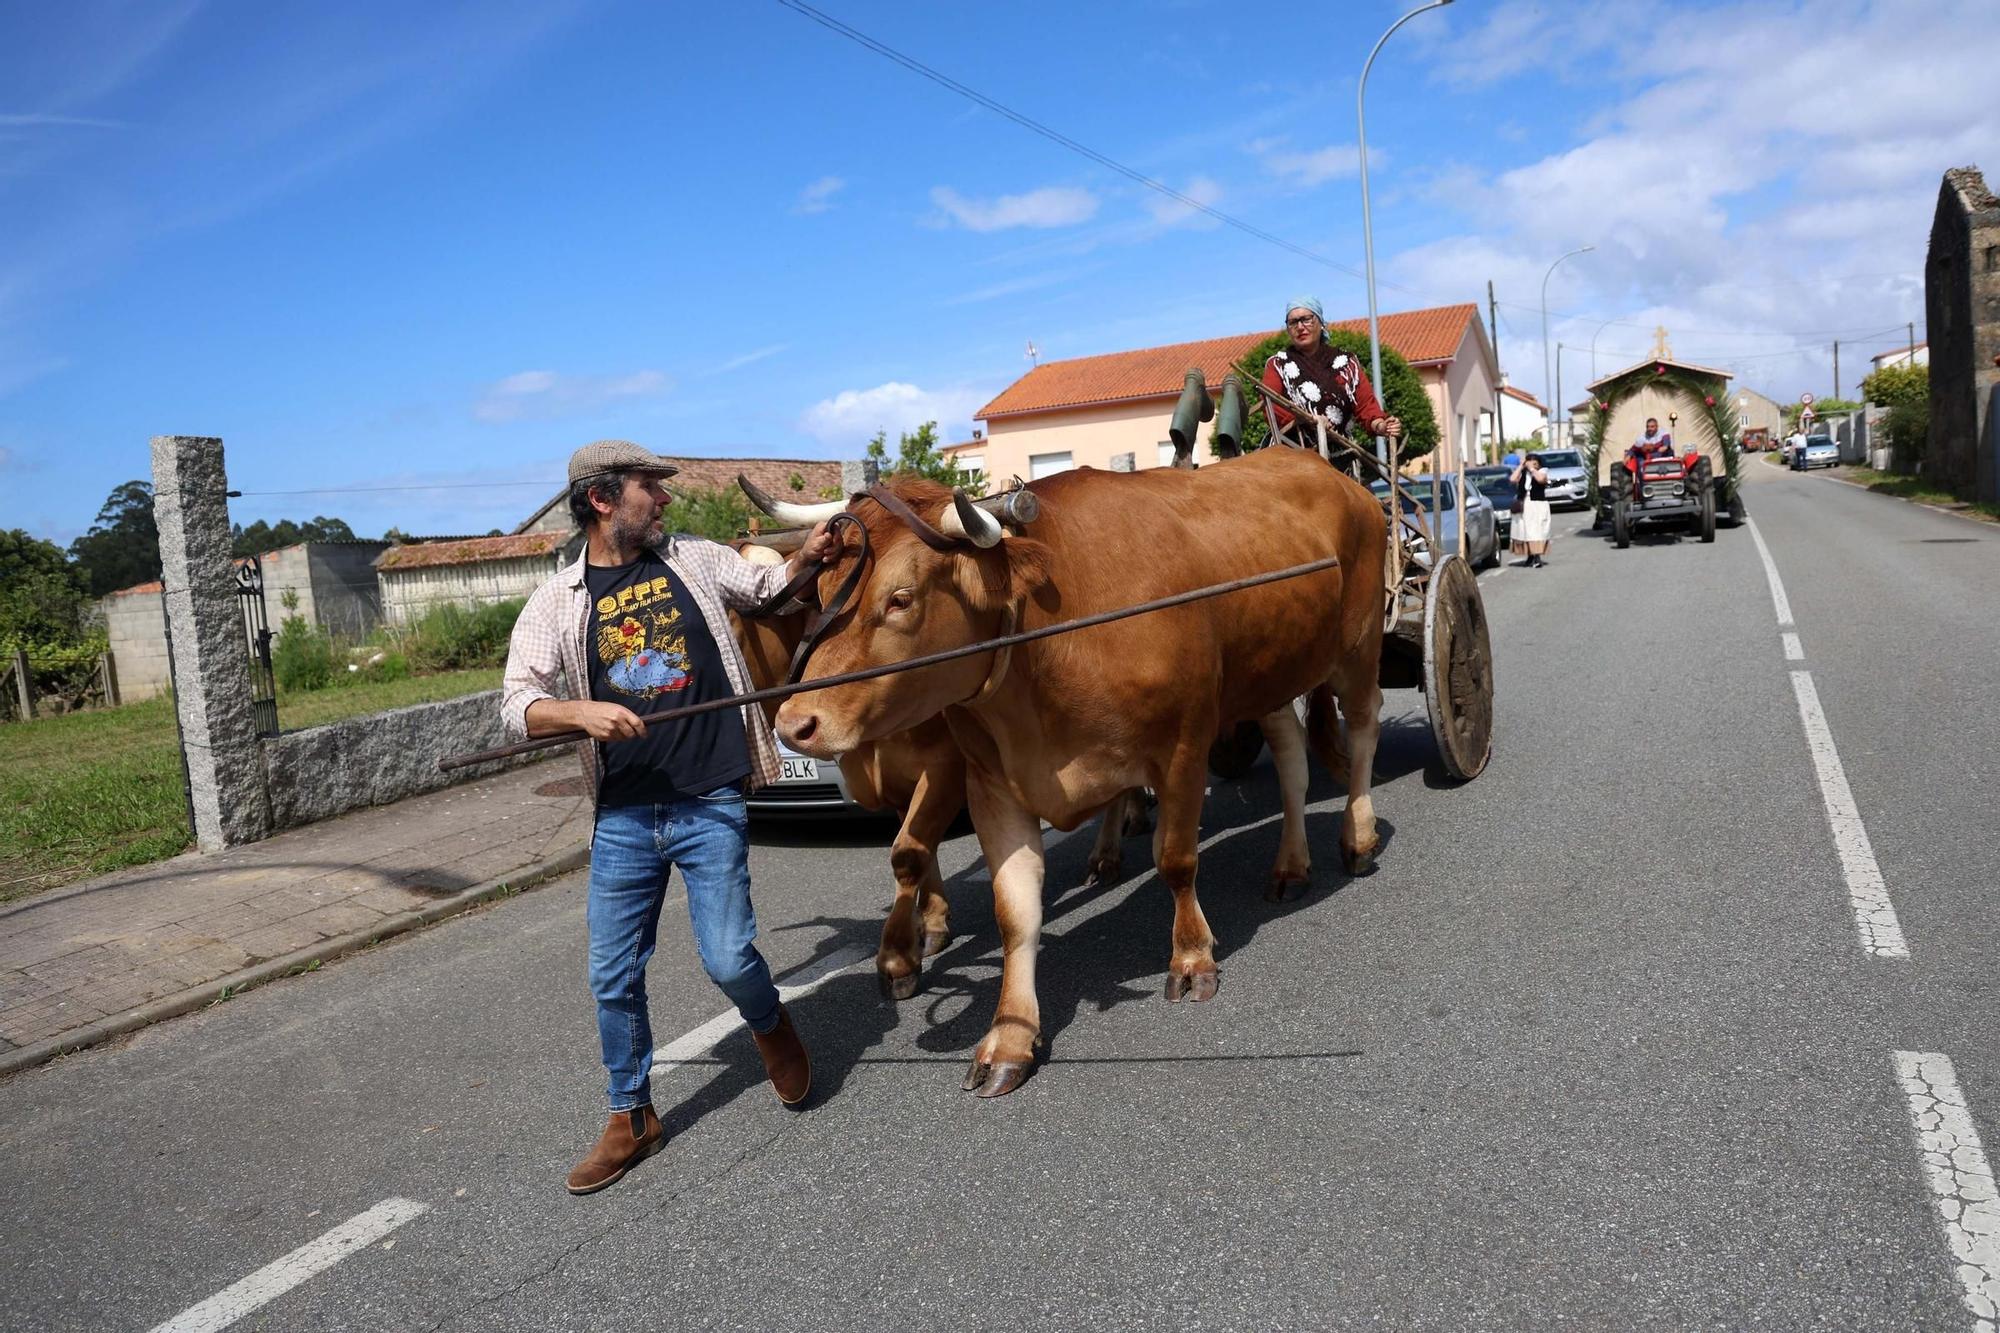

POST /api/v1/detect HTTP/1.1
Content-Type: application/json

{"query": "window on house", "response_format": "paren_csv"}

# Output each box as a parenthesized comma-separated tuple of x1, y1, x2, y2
(1986, 245, 1999, 273)
(958, 454, 984, 475)
(1029, 451, 1074, 480)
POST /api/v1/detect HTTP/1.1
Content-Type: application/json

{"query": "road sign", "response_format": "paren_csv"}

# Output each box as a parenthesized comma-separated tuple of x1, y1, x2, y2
(1800, 392, 1815, 406)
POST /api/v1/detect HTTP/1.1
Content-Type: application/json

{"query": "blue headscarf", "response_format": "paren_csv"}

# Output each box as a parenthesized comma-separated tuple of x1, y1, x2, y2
(1284, 296, 1325, 326)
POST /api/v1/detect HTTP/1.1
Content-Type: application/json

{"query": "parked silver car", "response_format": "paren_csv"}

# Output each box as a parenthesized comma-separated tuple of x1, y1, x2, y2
(1369, 474, 1501, 569)
(1525, 448, 1590, 507)
(744, 737, 879, 818)
(1792, 435, 1838, 471)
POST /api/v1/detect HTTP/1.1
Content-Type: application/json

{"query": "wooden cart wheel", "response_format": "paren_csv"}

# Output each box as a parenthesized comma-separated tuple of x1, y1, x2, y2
(1423, 553, 1493, 781)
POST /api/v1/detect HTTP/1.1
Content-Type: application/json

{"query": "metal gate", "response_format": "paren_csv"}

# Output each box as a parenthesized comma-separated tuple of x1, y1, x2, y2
(235, 555, 279, 737)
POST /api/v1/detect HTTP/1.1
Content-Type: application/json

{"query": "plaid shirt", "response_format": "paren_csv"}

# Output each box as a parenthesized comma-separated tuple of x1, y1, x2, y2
(501, 535, 797, 800)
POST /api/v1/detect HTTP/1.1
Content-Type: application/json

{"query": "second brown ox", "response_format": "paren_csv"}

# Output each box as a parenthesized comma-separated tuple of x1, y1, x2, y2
(773, 445, 1387, 1096)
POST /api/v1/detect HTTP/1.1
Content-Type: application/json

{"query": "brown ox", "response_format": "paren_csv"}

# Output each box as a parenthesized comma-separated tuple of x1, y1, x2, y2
(772, 446, 1386, 1096)
(729, 546, 1148, 1000)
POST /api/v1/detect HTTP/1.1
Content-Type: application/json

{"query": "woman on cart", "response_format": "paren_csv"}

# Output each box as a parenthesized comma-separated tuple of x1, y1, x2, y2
(1262, 296, 1403, 466)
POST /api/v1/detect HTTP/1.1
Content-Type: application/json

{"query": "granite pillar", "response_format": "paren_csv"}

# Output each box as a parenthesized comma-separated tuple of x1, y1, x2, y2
(153, 435, 271, 850)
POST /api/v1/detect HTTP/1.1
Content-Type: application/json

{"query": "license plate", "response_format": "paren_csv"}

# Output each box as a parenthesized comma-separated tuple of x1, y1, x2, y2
(780, 757, 819, 782)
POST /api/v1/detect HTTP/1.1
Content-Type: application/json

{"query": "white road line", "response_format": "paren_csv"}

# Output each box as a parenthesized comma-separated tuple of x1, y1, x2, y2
(1746, 517, 1795, 626)
(1892, 1051, 2000, 1332)
(147, 1198, 427, 1333)
(648, 941, 872, 1077)
(1791, 670, 1907, 959)
(1782, 631, 1804, 661)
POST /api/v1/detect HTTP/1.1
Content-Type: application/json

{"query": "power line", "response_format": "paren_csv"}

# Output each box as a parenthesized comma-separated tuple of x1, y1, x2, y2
(230, 481, 559, 497)
(778, 1, 1927, 349)
(775, 0, 1377, 286)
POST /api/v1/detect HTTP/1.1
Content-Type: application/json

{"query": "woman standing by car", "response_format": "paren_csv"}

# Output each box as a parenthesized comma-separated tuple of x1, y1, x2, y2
(1510, 452, 1553, 568)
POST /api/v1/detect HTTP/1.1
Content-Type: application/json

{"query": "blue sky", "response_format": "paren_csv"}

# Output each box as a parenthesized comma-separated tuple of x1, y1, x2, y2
(3, 0, 1993, 544)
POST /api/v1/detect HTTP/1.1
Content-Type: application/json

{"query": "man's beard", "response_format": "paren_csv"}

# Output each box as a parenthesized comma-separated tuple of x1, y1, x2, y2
(610, 510, 661, 550)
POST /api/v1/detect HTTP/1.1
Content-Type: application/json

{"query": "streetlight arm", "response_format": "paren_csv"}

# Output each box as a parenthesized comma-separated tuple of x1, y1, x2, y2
(1539, 245, 1594, 444)
(1358, 0, 1453, 468)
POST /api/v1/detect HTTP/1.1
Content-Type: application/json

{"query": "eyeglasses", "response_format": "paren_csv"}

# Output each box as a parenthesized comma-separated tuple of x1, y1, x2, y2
(1286, 315, 1319, 328)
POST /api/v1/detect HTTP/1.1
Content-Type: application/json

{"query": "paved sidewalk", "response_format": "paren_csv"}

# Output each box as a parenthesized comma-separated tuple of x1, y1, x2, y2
(0, 761, 593, 1074)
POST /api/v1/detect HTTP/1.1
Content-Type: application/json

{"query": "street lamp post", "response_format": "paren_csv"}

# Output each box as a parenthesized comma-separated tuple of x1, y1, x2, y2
(1589, 317, 1615, 381)
(1541, 245, 1594, 446)
(1359, 0, 1454, 469)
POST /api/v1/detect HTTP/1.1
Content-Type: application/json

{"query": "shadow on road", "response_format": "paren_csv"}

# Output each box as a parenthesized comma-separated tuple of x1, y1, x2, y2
(657, 747, 1420, 1129)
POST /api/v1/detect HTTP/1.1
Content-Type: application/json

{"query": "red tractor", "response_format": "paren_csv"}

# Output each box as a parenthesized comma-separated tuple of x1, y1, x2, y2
(1607, 448, 1717, 547)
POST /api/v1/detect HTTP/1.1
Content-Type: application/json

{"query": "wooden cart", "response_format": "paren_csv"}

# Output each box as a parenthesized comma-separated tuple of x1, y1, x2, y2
(1198, 374, 1495, 782)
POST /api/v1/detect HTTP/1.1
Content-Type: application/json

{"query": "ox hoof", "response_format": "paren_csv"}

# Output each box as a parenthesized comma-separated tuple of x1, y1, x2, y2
(921, 930, 952, 959)
(961, 1057, 1035, 1098)
(1343, 847, 1378, 877)
(1164, 968, 1220, 1003)
(1264, 874, 1310, 904)
(878, 968, 921, 1001)
(1083, 858, 1122, 890)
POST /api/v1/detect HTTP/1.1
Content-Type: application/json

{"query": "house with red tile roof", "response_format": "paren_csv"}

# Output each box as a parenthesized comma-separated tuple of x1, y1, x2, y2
(947, 303, 1502, 482)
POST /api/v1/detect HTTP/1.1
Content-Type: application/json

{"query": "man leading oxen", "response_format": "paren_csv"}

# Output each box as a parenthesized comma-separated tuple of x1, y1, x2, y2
(769, 446, 1386, 1096)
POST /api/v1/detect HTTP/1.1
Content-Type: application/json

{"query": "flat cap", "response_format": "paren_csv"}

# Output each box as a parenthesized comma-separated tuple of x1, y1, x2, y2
(567, 439, 680, 485)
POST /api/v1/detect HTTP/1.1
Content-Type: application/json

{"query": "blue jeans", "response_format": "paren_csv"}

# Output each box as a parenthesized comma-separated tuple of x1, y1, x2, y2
(586, 785, 780, 1111)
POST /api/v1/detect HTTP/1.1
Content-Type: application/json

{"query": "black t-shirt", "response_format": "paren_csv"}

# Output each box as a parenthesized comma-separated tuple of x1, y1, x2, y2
(583, 552, 750, 807)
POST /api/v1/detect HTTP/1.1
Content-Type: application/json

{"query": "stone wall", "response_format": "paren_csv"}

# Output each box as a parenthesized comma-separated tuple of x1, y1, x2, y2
(1925, 166, 2000, 502)
(100, 584, 172, 701)
(261, 689, 555, 830)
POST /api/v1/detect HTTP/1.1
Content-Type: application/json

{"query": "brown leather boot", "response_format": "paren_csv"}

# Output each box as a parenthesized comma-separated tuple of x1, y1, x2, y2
(751, 1005, 812, 1108)
(565, 1104, 665, 1195)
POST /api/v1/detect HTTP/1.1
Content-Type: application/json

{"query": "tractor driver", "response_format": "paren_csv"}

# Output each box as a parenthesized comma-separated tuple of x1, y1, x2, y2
(1625, 417, 1677, 478)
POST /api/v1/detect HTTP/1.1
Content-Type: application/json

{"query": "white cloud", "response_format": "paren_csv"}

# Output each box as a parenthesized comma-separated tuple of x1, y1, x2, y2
(792, 175, 845, 215)
(929, 185, 1098, 232)
(473, 368, 672, 424)
(1144, 175, 1223, 229)
(798, 381, 994, 446)
(1382, 0, 2000, 406)
(1251, 139, 1376, 188)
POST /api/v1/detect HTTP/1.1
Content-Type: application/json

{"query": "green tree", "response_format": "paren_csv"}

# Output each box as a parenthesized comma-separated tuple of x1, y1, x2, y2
(1781, 398, 1861, 431)
(0, 529, 89, 649)
(864, 421, 987, 495)
(665, 485, 755, 542)
(1232, 328, 1440, 460)
(1860, 362, 1927, 410)
(231, 514, 359, 556)
(68, 481, 160, 597)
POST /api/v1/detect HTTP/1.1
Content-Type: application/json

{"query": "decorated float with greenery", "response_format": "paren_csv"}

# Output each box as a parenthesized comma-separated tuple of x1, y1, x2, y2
(1582, 352, 1746, 534)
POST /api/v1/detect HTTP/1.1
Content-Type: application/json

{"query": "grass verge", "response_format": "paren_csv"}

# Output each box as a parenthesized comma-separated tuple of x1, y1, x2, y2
(1837, 467, 2000, 521)
(0, 667, 502, 905)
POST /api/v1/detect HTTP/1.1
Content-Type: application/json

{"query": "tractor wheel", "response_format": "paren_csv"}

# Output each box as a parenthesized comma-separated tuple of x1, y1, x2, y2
(1613, 498, 1631, 549)
(1206, 720, 1265, 780)
(1699, 485, 1717, 542)
(1726, 488, 1747, 526)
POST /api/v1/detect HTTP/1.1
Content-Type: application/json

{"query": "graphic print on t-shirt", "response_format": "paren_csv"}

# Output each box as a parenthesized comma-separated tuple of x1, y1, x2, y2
(593, 573, 692, 700)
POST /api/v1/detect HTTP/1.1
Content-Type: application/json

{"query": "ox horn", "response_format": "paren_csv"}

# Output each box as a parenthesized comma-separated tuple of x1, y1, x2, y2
(737, 474, 846, 527)
(938, 488, 1004, 548)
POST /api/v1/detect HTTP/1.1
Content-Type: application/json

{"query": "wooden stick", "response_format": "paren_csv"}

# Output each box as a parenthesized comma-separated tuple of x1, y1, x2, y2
(439, 553, 1342, 772)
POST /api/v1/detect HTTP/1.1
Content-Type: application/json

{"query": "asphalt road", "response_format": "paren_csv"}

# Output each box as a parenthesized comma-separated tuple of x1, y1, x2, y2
(5, 460, 1998, 1332)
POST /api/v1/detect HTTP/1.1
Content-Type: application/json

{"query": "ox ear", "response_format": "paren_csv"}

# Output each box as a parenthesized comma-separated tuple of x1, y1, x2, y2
(953, 536, 1052, 613)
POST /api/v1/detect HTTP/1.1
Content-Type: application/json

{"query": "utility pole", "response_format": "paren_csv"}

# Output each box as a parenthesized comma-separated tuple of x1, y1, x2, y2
(1555, 342, 1565, 447)
(1488, 280, 1505, 463)
(1833, 340, 1840, 401)
(1908, 321, 1916, 364)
